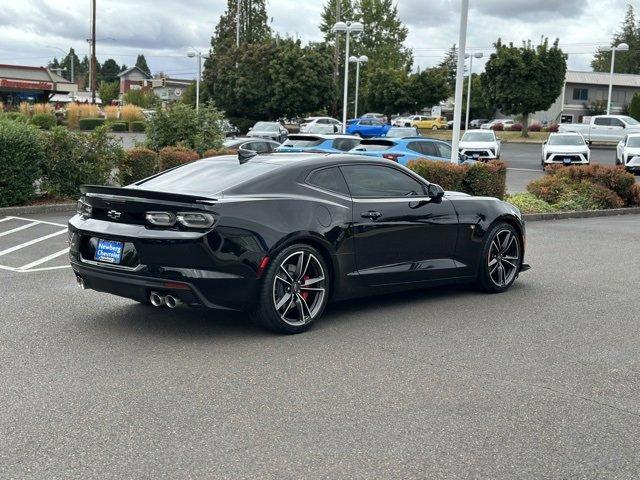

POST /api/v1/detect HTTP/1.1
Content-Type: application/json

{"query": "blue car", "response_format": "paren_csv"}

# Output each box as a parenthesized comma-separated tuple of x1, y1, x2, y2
(276, 134, 361, 153)
(348, 137, 458, 166)
(345, 118, 391, 138)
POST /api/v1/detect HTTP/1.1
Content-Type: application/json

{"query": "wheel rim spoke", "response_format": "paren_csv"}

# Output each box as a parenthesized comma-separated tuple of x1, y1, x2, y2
(302, 276, 324, 286)
(280, 265, 294, 283)
(301, 286, 324, 292)
(275, 274, 291, 286)
(275, 292, 292, 310)
(502, 259, 517, 269)
(295, 252, 305, 279)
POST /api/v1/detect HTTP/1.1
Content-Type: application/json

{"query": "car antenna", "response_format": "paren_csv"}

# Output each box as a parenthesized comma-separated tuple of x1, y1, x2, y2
(238, 147, 257, 164)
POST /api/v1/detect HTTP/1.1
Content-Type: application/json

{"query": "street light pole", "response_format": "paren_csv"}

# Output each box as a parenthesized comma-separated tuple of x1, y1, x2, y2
(607, 43, 629, 115)
(451, 0, 469, 163)
(465, 52, 483, 131)
(236, 0, 240, 47)
(349, 55, 368, 119)
(333, 21, 364, 133)
(187, 49, 208, 113)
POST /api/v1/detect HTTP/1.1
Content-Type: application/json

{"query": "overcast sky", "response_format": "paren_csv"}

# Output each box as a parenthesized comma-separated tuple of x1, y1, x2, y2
(0, 0, 632, 79)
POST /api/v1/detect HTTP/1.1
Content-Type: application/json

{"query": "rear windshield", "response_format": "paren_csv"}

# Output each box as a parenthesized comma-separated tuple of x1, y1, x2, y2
(136, 159, 280, 195)
(386, 128, 418, 138)
(353, 140, 395, 151)
(548, 135, 584, 146)
(622, 116, 640, 125)
(281, 136, 323, 147)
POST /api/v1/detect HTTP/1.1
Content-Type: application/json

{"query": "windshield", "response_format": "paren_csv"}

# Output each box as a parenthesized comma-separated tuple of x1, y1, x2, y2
(627, 136, 640, 147)
(387, 128, 418, 138)
(137, 159, 280, 195)
(253, 122, 278, 132)
(462, 132, 495, 142)
(548, 135, 584, 146)
(621, 116, 640, 125)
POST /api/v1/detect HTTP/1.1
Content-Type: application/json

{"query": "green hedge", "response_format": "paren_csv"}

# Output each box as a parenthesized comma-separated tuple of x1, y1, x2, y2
(110, 121, 128, 132)
(131, 120, 146, 132)
(41, 126, 125, 198)
(505, 192, 557, 213)
(31, 113, 57, 130)
(3, 112, 27, 123)
(408, 160, 507, 199)
(118, 147, 159, 185)
(158, 146, 200, 170)
(79, 117, 105, 130)
(0, 119, 45, 207)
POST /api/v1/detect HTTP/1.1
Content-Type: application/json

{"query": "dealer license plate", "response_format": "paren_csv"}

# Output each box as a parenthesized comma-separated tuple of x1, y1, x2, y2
(94, 239, 124, 264)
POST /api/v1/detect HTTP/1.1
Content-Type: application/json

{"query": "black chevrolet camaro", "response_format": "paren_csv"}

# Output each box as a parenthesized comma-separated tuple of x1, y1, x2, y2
(69, 153, 528, 333)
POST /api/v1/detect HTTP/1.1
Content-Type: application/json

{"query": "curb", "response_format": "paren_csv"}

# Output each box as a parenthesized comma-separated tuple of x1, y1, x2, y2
(524, 207, 640, 221)
(0, 203, 76, 216)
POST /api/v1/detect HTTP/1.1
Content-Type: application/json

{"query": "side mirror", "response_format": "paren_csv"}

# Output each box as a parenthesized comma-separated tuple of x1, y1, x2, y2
(248, 127, 253, 131)
(427, 183, 445, 200)
(459, 153, 469, 163)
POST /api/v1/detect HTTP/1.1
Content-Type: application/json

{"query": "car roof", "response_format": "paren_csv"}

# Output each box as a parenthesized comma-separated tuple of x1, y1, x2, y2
(550, 132, 584, 136)
(210, 152, 395, 168)
(286, 133, 358, 140)
(625, 132, 640, 137)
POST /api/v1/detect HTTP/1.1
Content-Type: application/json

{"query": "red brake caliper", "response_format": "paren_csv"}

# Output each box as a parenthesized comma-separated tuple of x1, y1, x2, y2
(301, 275, 310, 301)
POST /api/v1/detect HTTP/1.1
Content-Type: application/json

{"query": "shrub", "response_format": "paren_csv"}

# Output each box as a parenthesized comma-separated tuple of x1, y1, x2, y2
(548, 123, 559, 133)
(123, 89, 159, 108)
(527, 175, 624, 210)
(546, 164, 637, 205)
(110, 121, 128, 132)
(528, 122, 542, 132)
(31, 113, 57, 130)
(147, 102, 225, 154)
(19, 102, 31, 116)
(32, 103, 54, 115)
(79, 117, 105, 130)
(158, 146, 200, 170)
(628, 183, 640, 206)
(407, 160, 466, 192)
(40, 126, 125, 198)
(0, 118, 45, 207)
(99, 81, 120, 106)
(121, 104, 143, 123)
(491, 122, 504, 131)
(203, 148, 234, 157)
(66, 103, 98, 129)
(79, 104, 100, 118)
(130, 120, 146, 132)
(463, 160, 507, 199)
(508, 122, 523, 131)
(118, 147, 159, 185)
(407, 159, 506, 199)
(104, 105, 119, 120)
(527, 175, 575, 204)
(505, 192, 556, 213)
(4, 112, 27, 123)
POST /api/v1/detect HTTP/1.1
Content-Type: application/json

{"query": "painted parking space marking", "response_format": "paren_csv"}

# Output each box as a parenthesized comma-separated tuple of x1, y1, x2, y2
(0, 216, 70, 273)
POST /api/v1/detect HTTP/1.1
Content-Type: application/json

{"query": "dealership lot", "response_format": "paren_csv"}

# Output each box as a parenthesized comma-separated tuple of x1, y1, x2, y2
(1, 212, 639, 478)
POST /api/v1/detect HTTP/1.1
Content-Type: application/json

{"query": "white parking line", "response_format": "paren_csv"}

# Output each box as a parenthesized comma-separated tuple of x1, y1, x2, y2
(0, 221, 39, 237)
(18, 248, 69, 270)
(0, 229, 67, 257)
(5, 216, 66, 227)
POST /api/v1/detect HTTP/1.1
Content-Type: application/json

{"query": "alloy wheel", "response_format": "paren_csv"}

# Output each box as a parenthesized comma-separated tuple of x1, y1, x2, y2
(487, 229, 520, 287)
(272, 251, 326, 327)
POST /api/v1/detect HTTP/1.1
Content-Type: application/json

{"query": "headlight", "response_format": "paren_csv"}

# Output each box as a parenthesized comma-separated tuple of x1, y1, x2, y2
(76, 198, 92, 218)
(176, 212, 215, 229)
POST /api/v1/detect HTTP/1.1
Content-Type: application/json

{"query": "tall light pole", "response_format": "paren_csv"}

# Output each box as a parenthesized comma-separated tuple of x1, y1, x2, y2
(333, 21, 364, 132)
(451, 0, 469, 163)
(187, 48, 209, 113)
(349, 55, 368, 119)
(236, 0, 241, 47)
(607, 42, 629, 115)
(464, 52, 483, 131)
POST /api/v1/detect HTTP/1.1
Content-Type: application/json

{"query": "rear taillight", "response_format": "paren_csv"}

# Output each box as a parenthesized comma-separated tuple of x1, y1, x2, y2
(76, 198, 92, 218)
(145, 211, 176, 226)
(382, 153, 404, 162)
(145, 211, 215, 229)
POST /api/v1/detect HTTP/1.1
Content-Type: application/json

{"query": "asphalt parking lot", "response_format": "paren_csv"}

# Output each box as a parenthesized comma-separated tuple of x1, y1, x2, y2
(1, 211, 639, 479)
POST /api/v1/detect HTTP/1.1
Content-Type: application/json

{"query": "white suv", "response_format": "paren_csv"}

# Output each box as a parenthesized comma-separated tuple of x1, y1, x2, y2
(299, 117, 342, 134)
(459, 130, 501, 160)
(542, 132, 590, 169)
(616, 133, 640, 174)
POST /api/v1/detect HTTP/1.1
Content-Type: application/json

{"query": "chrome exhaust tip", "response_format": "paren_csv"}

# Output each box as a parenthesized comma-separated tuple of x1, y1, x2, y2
(76, 275, 86, 290)
(164, 294, 178, 309)
(150, 291, 164, 307)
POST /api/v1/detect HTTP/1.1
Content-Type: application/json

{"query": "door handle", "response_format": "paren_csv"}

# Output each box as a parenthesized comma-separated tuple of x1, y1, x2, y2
(361, 210, 382, 220)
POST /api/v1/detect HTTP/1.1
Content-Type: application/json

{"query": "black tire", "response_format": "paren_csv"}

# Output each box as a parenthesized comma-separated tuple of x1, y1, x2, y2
(477, 223, 522, 293)
(251, 244, 330, 334)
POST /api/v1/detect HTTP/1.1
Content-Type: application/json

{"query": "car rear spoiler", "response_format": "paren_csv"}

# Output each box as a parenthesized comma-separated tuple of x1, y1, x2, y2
(80, 185, 217, 205)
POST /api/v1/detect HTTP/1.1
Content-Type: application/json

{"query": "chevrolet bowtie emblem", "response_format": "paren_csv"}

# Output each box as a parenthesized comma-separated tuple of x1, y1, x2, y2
(107, 210, 122, 220)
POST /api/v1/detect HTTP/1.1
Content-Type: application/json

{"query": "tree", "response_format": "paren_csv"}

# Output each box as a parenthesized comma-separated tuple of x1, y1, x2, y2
(463, 74, 494, 119)
(100, 58, 121, 83)
(123, 89, 159, 108)
(98, 81, 120, 105)
(482, 38, 566, 136)
(60, 48, 81, 83)
(181, 83, 197, 107)
(409, 68, 450, 112)
(135, 54, 150, 75)
(438, 44, 458, 90)
(628, 92, 640, 120)
(592, 5, 640, 73)
(362, 67, 413, 119)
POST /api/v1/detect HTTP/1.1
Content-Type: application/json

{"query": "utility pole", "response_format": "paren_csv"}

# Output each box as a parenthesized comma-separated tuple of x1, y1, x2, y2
(333, 0, 341, 117)
(236, 0, 240, 47)
(91, 0, 97, 104)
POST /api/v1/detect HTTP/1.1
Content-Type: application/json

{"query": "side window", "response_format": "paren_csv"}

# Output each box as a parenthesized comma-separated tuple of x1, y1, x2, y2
(340, 165, 425, 197)
(610, 118, 625, 127)
(594, 117, 610, 126)
(332, 138, 359, 151)
(307, 167, 349, 195)
(267, 141, 279, 152)
(419, 141, 440, 157)
(407, 141, 424, 154)
(435, 142, 451, 159)
(252, 142, 270, 154)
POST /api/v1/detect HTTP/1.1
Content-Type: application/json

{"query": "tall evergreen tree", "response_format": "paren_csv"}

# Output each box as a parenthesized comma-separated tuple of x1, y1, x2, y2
(135, 54, 150, 75)
(592, 5, 640, 73)
(59, 48, 80, 83)
(100, 58, 121, 83)
(438, 44, 458, 90)
(320, 0, 356, 41)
